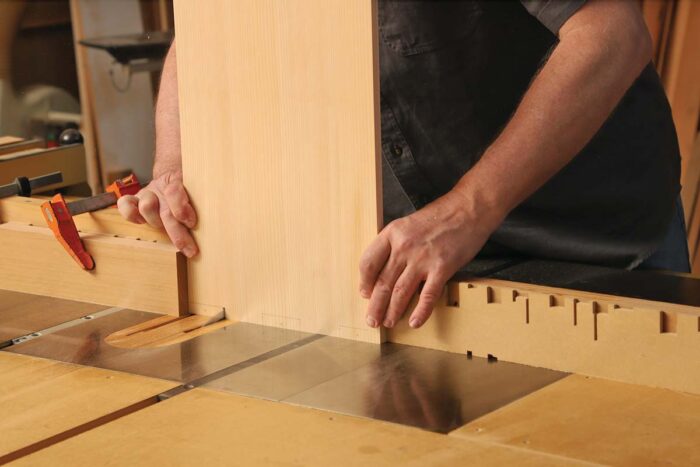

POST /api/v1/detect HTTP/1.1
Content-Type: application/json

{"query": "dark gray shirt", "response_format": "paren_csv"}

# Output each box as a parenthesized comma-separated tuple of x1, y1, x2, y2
(379, 0, 680, 268)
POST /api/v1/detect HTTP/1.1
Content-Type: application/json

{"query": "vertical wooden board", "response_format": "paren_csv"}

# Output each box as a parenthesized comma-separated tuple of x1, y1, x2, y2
(174, 1, 381, 341)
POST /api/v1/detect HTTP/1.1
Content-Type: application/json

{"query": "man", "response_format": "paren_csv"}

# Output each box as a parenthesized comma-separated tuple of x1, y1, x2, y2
(118, 1, 688, 332)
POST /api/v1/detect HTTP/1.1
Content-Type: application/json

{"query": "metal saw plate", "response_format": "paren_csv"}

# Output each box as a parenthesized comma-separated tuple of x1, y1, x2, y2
(7, 308, 312, 382)
(0, 289, 106, 344)
(199, 336, 566, 433)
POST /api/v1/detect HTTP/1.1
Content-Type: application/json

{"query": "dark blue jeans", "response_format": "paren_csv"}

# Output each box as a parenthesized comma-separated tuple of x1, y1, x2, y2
(637, 197, 691, 273)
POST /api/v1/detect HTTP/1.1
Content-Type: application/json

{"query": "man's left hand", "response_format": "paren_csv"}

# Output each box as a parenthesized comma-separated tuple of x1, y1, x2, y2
(359, 188, 503, 329)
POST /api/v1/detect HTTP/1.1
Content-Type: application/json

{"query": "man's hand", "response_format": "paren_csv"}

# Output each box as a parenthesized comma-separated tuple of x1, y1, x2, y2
(359, 189, 503, 329)
(360, 0, 653, 330)
(117, 170, 198, 258)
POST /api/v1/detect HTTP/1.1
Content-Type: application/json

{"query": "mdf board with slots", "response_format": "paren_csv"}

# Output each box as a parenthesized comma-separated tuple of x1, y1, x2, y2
(174, 1, 381, 342)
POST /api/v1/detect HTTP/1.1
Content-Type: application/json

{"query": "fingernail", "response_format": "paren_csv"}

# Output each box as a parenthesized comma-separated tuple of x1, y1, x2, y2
(366, 316, 378, 328)
(359, 288, 369, 298)
(409, 318, 421, 328)
(383, 319, 394, 328)
(182, 246, 196, 258)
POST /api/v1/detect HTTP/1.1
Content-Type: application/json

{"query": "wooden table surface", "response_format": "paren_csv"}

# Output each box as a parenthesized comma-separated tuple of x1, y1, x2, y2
(14, 387, 583, 467)
(452, 374, 700, 467)
(0, 352, 176, 463)
(4, 351, 700, 465)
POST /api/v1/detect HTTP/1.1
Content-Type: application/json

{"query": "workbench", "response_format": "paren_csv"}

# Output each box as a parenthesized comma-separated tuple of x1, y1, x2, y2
(2, 260, 699, 466)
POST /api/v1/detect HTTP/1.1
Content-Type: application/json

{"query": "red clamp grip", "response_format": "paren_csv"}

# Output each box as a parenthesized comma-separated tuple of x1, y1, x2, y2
(106, 174, 141, 198)
(41, 194, 95, 270)
(40, 174, 142, 270)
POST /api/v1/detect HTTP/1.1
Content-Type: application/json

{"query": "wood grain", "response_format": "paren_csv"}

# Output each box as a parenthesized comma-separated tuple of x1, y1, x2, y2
(105, 314, 231, 349)
(0, 138, 43, 156)
(0, 352, 175, 462)
(68, 0, 103, 193)
(0, 195, 170, 243)
(0, 222, 186, 315)
(16, 387, 585, 466)
(0, 145, 87, 193)
(174, 0, 382, 341)
(451, 374, 700, 467)
(388, 278, 700, 395)
(0, 136, 23, 146)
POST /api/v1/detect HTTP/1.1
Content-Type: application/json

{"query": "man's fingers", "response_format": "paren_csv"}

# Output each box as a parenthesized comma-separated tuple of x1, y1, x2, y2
(365, 259, 405, 328)
(117, 195, 146, 224)
(136, 190, 164, 229)
(162, 182, 197, 229)
(120, 187, 198, 258)
(382, 268, 422, 328)
(358, 235, 391, 298)
(158, 199, 199, 258)
(409, 273, 447, 328)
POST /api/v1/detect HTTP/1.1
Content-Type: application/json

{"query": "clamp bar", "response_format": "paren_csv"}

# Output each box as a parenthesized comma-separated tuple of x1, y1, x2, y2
(0, 172, 63, 199)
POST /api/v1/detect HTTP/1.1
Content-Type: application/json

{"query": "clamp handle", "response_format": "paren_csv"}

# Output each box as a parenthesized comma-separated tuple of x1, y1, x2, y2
(41, 173, 142, 270)
(41, 194, 95, 270)
(106, 174, 141, 198)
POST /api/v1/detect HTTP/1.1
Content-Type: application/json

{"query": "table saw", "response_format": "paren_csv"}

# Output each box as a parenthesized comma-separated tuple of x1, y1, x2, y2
(3, 1, 700, 465)
(1, 256, 699, 466)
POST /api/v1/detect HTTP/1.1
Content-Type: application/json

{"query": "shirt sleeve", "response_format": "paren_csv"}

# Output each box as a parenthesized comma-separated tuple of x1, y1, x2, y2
(520, 0, 587, 34)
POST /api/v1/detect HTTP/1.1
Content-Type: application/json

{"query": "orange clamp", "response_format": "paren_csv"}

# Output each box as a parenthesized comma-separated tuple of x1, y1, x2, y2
(41, 194, 95, 270)
(41, 174, 142, 270)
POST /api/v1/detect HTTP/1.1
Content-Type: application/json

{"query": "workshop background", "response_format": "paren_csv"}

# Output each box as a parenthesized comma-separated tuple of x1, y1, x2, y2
(0, 0, 699, 268)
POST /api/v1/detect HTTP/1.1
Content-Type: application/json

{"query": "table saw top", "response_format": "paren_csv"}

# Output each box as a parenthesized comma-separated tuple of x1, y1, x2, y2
(2, 290, 699, 465)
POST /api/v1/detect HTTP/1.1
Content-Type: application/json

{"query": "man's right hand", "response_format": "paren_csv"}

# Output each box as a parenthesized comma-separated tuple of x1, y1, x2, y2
(117, 170, 199, 258)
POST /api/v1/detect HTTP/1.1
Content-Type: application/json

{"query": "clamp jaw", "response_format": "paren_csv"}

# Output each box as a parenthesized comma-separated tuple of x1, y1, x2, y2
(41, 174, 141, 270)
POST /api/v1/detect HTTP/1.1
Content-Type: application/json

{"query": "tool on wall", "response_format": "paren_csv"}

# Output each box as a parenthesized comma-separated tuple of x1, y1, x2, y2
(40, 174, 141, 270)
(0, 172, 64, 199)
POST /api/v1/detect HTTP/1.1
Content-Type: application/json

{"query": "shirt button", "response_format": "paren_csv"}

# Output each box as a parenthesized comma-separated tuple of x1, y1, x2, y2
(391, 144, 403, 157)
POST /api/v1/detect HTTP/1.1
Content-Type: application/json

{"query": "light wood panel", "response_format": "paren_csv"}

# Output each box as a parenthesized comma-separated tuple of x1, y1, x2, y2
(0, 136, 23, 146)
(174, 0, 382, 341)
(69, 0, 102, 193)
(105, 314, 231, 349)
(16, 387, 584, 466)
(0, 352, 176, 463)
(0, 138, 43, 156)
(0, 195, 170, 242)
(451, 374, 700, 467)
(0, 222, 186, 315)
(0, 145, 86, 192)
(388, 278, 700, 395)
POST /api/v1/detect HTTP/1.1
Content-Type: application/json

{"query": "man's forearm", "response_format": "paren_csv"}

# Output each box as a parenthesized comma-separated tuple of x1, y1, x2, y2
(153, 41, 183, 179)
(454, 0, 653, 224)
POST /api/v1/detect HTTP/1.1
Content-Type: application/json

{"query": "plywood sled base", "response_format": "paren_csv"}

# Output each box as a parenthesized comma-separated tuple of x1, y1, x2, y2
(0, 222, 186, 315)
(389, 279, 700, 395)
